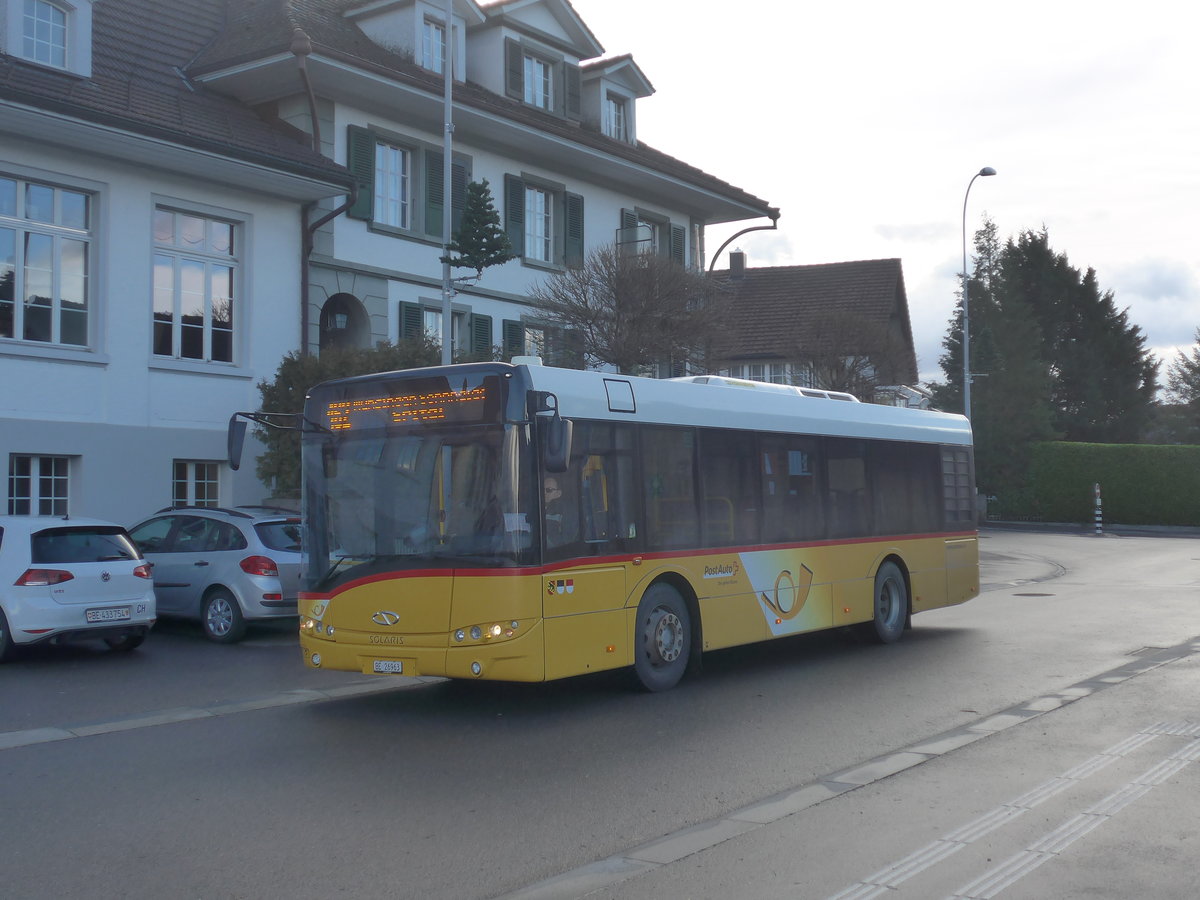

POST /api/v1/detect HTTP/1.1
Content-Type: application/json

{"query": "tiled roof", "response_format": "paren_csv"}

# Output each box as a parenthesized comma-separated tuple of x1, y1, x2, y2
(709, 259, 918, 381)
(187, 0, 775, 218)
(0, 0, 351, 185)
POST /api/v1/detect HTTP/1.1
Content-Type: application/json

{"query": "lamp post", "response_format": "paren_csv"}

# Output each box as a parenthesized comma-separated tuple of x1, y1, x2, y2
(961, 166, 996, 420)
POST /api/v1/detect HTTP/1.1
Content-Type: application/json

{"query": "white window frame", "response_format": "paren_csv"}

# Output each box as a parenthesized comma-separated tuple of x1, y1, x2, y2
(524, 186, 553, 263)
(23, 0, 65, 67)
(1, 172, 92, 348)
(421, 16, 445, 74)
(373, 142, 411, 229)
(7, 453, 70, 515)
(523, 54, 553, 110)
(419, 304, 466, 352)
(152, 207, 239, 364)
(173, 460, 220, 507)
(5, 0, 92, 75)
(603, 92, 629, 141)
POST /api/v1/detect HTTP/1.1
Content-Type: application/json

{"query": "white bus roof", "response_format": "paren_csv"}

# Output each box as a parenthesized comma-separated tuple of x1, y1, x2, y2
(520, 363, 972, 447)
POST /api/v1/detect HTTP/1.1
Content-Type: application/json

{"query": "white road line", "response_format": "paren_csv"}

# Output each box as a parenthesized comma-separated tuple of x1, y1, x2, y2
(825, 727, 1158, 900)
(945, 728, 1200, 900)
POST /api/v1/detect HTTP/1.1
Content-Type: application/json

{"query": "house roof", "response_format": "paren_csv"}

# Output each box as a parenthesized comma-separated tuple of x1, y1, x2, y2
(0, 0, 353, 190)
(709, 258, 918, 382)
(185, 0, 776, 222)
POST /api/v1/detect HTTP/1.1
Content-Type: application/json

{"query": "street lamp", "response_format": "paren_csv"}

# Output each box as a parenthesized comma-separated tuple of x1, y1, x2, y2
(961, 166, 996, 420)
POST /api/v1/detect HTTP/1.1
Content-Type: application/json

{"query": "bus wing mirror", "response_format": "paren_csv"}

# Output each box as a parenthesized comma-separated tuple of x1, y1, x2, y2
(544, 415, 573, 474)
(227, 416, 248, 471)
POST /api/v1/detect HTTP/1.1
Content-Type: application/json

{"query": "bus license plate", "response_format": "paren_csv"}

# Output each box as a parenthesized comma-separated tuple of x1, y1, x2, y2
(372, 660, 404, 674)
(86, 607, 131, 623)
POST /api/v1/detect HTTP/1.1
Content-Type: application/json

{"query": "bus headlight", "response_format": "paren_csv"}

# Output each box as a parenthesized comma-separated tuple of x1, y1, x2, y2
(454, 629, 465, 642)
(470, 626, 482, 640)
(471, 662, 482, 676)
(311, 653, 322, 667)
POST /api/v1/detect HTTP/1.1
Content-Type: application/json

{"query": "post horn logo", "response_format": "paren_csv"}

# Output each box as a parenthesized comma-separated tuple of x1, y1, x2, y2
(760, 565, 814, 621)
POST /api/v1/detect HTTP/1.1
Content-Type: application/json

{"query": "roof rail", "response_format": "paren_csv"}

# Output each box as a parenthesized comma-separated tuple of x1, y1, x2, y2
(669, 375, 859, 402)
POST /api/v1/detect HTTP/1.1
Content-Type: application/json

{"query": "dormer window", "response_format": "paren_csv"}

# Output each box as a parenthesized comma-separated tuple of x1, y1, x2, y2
(421, 16, 445, 74)
(504, 38, 581, 120)
(23, 0, 65, 68)
(5, 0, 93, 76)
(523, 54, 553, 110)
(603, 92, 629, 142)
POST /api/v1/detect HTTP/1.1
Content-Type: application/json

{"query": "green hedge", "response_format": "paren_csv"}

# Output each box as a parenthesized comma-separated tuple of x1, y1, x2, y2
(992, 442, 1200, 526)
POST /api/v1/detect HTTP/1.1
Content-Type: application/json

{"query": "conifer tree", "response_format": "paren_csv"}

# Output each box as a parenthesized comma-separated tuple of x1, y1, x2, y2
(440, 179, 514, 277)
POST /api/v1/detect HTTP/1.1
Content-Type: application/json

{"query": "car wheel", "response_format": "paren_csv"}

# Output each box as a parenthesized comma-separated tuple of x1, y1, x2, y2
(632, 582, 692, 692)
(0, 607, 15, 663)
(201, 588, 247, 644)
(104, 633, 145, 652)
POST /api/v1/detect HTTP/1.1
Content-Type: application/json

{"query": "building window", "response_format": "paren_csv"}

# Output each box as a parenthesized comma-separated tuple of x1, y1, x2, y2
(524, 186, 553, 263)
(23, 0, 66, 68)
(173, 460, 219, 507)
(523, 55, 552, 110)
(398, 301, 466, 353)
(8, 453, 69, 515)
(0, 174, 91, 346)
(373, 143, 410, 229)
(421, 17, 445, 74)
(603, 92, 629, 141)
(152, 208, 237, 363)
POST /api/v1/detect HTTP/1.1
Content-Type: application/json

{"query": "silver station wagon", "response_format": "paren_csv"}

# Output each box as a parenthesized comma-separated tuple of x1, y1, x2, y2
(128, 506, 303, 643)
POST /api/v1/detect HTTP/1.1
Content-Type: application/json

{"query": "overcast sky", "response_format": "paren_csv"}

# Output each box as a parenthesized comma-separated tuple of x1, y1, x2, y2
(571, 0, 1199, 384)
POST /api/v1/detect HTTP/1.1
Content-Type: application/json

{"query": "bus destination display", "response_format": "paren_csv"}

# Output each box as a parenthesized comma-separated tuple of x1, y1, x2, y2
(326, 384, 490, 431)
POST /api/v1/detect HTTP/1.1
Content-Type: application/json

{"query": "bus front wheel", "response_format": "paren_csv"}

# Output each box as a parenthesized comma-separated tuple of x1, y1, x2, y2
(869, 561, 908, 644)
(633, 583, 692, 692)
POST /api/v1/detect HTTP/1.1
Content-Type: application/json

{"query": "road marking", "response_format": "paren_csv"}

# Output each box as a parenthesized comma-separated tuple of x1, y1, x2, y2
(944, 723, 1200, 900)
(828, 724, 1197, 900)
(0, 677, 433, 751)
(497, 638, 1200, 900)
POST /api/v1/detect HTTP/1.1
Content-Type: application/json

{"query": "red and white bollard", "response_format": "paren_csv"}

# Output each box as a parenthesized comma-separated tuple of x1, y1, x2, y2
(1094, 483, 1103, 536)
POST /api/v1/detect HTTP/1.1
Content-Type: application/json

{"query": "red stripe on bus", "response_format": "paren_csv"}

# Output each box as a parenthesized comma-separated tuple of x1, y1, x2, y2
(299, 530, 977, 599)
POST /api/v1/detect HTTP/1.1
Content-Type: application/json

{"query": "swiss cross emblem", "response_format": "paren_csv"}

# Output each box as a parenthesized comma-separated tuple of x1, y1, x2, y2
(547, 578, 574, 595)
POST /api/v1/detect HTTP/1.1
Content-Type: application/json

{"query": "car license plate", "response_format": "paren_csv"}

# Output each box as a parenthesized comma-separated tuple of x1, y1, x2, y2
(372, 660, 404, 674)
(86, 606, 131, 623)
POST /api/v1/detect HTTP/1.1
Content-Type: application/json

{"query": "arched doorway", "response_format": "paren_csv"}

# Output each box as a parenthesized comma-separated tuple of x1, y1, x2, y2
(319, 293, 369, 351)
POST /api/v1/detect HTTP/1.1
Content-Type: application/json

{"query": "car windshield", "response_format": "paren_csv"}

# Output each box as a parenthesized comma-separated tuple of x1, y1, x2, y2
(31, 526, 141, 563)
(255, 520, 303, 553)
(303, 422, 535, 590)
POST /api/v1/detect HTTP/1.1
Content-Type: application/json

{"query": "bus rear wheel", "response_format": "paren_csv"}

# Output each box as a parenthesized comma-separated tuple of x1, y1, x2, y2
(633, 583, 691, 692)
(869, 561, 908, 644)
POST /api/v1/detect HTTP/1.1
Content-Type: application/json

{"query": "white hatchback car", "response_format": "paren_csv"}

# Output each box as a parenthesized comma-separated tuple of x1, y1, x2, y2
(0, 516, 157, 662)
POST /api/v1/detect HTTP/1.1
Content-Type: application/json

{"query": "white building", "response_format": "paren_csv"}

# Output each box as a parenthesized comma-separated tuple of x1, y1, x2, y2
(1, 0, 776, 524)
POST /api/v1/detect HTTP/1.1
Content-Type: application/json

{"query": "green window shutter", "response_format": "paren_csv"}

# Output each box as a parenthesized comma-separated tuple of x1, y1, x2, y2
(425, 150, 444, 238)
(504, 174, 525, 257)
(504, 39, 523, 99)
(561, 327, 585, 369)
(564, 192, 584, 267)
(346, 126, 375, 220)
(564, 63, 581, 120)
(399, 302, 424, 341)
(669, 223, 687, 264)
(451, 162, 468, 234)
(469, 313, 493, 357)
(502, 319, 525, 358)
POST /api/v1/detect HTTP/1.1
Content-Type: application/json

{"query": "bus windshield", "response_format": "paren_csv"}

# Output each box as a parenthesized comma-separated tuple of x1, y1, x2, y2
(301, 369, 536, 590)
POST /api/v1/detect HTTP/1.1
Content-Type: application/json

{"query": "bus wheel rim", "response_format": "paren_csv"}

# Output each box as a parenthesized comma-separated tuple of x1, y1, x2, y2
(649, 609, 683, 664)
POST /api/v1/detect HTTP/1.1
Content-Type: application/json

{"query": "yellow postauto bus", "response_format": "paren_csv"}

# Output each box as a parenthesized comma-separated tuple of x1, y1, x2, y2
(297, 359, 978, 691)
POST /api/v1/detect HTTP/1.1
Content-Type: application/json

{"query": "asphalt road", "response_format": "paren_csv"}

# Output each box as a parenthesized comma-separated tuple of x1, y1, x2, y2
(1, 529, 1197, 899)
